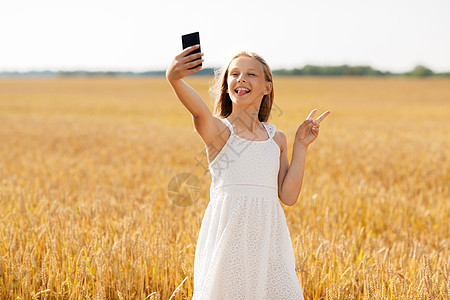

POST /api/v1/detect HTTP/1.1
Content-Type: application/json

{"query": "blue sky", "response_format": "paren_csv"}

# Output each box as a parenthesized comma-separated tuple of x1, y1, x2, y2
(1, 0, 449, 72)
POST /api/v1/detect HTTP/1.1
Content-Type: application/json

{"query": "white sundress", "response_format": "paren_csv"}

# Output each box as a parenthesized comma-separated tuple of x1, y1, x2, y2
(192, 117, 305, 300)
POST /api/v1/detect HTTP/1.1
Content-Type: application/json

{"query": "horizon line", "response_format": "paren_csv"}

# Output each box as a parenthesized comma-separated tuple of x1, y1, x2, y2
(0, 63, 448, 74)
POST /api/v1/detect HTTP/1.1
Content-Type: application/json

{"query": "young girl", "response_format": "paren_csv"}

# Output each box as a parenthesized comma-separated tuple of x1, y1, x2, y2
(166, 44, 330, 299)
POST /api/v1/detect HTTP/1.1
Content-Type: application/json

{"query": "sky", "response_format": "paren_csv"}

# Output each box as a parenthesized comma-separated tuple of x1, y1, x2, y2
(1, 0, 449, 73)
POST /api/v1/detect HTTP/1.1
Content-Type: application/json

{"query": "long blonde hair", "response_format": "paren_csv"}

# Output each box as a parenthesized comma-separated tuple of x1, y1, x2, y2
(209, 51, 274, 122)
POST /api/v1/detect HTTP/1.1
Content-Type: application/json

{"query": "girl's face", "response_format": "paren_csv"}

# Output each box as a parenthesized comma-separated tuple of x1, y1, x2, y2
(226, 56, 272, 105)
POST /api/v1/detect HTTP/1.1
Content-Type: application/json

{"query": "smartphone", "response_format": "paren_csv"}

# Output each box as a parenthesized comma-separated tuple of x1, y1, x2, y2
(182, 32, 202, 69)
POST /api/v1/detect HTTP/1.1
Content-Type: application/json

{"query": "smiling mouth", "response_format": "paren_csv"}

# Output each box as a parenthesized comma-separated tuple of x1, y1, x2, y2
(235, 87, 250, 96)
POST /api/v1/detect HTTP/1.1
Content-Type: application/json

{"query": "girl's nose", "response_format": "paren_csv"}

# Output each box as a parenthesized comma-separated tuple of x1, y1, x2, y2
(238, 75, 246, 82)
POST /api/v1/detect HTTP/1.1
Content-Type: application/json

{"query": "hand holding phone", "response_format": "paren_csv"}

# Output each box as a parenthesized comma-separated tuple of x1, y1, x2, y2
(166, 32, 204, 82)
(182, 32, 202, 69)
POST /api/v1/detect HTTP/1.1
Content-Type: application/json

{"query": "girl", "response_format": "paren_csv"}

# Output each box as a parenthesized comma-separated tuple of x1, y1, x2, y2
(166, 45, 330, 299)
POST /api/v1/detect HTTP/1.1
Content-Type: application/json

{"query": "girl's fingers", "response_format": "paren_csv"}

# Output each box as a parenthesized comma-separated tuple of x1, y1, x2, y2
(306, 109, 317, 120)
(177, 52, 204, 70)
(182, 52, 204, 64)
(179, 44, 201, 57)
(193, 64, 203, 72)
(312, 127, 319, 136)
(186, 64, 203, 75)
(304, 109, 330, 125)
(185, 58, 204, 69)
(300, 119, 312, 128)
(315, 110, 331, 123)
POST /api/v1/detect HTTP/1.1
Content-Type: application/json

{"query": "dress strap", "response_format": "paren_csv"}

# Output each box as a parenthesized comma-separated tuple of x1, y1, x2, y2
(263, 122, 277, 139)
(220, 118, 235, 134)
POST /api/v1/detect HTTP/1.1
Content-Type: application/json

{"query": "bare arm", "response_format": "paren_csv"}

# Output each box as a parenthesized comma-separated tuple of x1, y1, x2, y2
(166, 45, 209, 118)
(278, 109, 331, 206)
(166, 45, 223, 145)
(278, 140, 308, 206)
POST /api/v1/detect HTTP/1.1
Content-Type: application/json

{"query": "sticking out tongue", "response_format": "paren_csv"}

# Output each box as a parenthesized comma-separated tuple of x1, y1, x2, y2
(238, 89, 248, 96)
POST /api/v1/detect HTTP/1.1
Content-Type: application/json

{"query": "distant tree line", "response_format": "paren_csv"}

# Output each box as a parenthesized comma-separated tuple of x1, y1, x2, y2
(0, 65, 448, 78)
(274, 65, 390, 76)
(273, 64, 449, 77)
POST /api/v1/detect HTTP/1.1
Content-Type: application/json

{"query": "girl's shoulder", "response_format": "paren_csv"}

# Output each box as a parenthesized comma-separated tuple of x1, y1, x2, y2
(269, 125, 287, 153)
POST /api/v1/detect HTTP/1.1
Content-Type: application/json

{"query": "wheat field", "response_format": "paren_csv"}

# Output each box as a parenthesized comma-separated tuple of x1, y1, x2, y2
(0, 76, 448, 299)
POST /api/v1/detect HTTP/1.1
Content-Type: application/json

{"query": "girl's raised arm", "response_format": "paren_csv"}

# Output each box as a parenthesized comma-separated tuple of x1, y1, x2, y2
(166, 45, 225, 150)
(166, 45, 210, 119)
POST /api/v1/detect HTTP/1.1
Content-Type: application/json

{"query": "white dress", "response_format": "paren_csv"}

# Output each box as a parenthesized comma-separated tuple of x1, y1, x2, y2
(192, 117, 304, 300)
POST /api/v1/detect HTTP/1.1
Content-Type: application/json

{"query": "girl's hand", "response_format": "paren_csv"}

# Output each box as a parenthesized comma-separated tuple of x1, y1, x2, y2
(166, 45, 204, 82)
(295, 109, 331, 147)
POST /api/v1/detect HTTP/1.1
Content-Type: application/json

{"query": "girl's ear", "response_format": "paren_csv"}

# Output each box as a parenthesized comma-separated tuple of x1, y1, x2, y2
(264, 82, 273, 95)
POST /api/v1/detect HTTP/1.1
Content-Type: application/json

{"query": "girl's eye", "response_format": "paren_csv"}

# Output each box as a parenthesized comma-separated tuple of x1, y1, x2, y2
(249, 73, 256, 76)
(231, 72, 238, 76)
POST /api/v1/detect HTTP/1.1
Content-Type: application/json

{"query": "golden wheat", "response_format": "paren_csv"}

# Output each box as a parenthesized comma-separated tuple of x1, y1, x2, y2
(0, 76, 448, 299)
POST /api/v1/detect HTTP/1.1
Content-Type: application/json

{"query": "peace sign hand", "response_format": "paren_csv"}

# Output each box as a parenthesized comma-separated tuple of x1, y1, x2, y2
(295, 109, 331, 147)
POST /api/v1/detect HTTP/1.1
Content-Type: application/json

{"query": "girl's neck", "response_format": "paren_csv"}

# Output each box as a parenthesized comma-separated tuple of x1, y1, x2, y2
(227, 112, 262, 134)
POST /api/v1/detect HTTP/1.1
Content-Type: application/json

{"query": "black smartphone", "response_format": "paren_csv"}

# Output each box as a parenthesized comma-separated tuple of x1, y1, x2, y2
(182, 32, 202, 69)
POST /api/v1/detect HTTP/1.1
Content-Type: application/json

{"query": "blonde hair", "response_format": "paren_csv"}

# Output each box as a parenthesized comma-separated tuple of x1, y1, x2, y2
(209, 51, 274, 122)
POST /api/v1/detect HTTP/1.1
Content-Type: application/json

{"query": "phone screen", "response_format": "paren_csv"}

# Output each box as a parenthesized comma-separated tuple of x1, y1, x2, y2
(182, 32, 202, 69)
